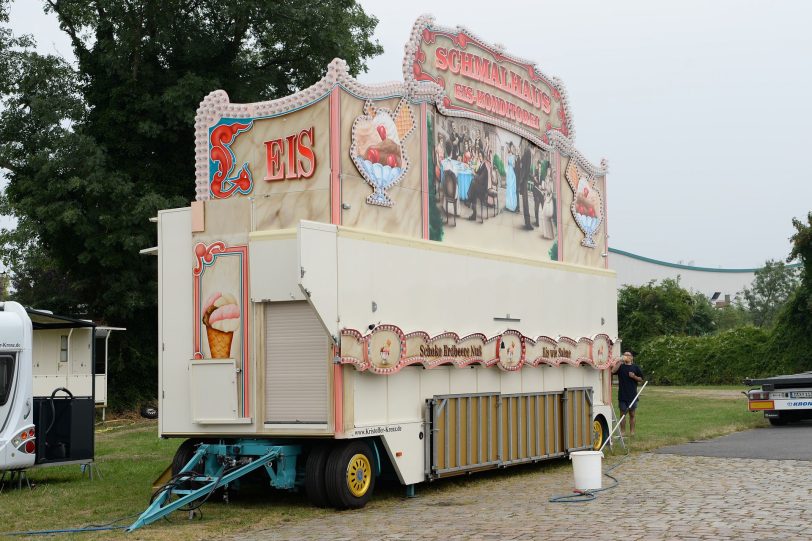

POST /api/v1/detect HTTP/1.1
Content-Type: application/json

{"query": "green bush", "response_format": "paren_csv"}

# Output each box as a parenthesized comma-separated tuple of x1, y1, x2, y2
(637, 326, 777, 385)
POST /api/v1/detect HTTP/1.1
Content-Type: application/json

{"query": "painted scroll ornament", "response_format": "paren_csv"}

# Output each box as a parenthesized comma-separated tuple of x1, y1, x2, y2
(565, 159, 603, 248)
(350, 99, 416, 207)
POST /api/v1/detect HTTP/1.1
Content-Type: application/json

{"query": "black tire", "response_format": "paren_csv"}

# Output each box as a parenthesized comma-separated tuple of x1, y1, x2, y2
(768, 414, 788, 426)
(305, 444, 332, 508)
(171, 439, 203, 475)
(324, 440, 376, 509)
(140, 405, 159, 419)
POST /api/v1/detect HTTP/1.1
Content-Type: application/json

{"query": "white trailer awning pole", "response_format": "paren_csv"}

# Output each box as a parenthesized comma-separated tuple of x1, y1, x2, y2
(599, 380, 648, 453)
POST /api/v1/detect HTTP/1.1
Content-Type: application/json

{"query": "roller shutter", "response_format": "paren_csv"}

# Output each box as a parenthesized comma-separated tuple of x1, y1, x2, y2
(264, 302, 330, 424)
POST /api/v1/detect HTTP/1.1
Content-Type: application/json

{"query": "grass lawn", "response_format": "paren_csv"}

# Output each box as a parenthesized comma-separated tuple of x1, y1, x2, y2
(0, 386, 767, 539)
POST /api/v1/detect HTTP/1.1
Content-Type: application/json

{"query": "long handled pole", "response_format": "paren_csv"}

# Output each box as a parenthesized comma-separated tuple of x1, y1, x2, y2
(599, 381, 648, 453)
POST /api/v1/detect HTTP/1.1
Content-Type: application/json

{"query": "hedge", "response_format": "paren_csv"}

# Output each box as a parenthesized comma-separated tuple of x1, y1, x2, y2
(636, 326, 787, 385)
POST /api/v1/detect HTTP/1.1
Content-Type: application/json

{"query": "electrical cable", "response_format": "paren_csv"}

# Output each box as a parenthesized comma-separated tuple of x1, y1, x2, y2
(2, 457, 232, 536)
(3, 512, 140, 536)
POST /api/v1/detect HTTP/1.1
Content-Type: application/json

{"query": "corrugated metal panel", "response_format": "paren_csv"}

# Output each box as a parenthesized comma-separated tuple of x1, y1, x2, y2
(428, 391, 568, 479)
(264, 302, 330, 424)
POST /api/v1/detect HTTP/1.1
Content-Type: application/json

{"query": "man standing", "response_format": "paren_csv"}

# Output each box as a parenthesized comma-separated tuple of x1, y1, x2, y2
(613, 351, 644, 436)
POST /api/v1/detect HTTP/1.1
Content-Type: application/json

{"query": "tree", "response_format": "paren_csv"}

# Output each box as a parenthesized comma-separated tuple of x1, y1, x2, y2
(763, 212, 812, 374)
(617, 277, 716, 354)
(0, 0, 382, 406)
(739, 260, 800, 327)
(712, 302, 751, 332)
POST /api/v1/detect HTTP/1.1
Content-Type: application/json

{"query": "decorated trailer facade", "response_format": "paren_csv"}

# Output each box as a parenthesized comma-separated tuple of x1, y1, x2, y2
(137, 15, 619, 528)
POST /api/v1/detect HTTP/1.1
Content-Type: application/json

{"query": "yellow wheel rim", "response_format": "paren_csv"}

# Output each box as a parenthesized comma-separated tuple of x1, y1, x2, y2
(592, 419, 604, 450)
(346, 453, 372, 497)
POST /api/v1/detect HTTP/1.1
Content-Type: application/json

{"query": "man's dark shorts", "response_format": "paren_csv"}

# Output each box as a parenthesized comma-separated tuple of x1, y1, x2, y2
(619, 399, 638, 413)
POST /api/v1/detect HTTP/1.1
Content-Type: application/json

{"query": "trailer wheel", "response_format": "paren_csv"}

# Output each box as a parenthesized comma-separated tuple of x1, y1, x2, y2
(305, 444, 332, 507)
(592, 417, 609, 451)
(171, 439, 203, 475)
(325, 441, 376, 509)
(768, 414, 788, 426)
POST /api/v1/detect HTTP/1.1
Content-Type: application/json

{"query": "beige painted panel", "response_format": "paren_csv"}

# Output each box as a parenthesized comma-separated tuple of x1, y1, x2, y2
(253, 189, 330, 231)
(229, 98, 330, 197)
(201, 198, 252, 238)
(339, 92, 423, 238)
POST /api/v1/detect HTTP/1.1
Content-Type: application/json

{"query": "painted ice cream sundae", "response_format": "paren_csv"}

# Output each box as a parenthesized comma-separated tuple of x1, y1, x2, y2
(566, 161, 603, 248)
(202, 292, 240, 358)
(351, 98, 415, 207)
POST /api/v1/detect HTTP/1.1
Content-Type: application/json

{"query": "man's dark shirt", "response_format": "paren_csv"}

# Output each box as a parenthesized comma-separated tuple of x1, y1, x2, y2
(617, 363, 644, 402)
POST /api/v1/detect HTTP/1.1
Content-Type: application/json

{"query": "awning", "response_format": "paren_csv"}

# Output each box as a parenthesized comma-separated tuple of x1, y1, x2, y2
(26, 308, 96, 330)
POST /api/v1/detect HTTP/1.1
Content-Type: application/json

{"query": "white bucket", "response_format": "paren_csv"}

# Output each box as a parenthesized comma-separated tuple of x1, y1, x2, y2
(569, 450, 603, 490)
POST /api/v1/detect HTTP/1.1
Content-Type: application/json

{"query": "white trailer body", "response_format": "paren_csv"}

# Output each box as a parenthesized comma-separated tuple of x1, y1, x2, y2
(147, 15, 622, 514)
(0, 303, 108, 473)
(0, 302, 35, 470)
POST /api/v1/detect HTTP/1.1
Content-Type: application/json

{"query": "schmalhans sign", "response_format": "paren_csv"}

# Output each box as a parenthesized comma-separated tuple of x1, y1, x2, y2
(408, 20, 571, 144)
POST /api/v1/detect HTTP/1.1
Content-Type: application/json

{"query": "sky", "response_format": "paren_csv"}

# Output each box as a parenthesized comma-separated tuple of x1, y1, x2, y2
(6, 0, 812, 268)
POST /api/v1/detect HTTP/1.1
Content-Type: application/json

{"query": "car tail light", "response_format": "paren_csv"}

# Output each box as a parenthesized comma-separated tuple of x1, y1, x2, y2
(749, 400, 774, 411)
(12, 427, 36, 452)
(749, 390, 769, 400)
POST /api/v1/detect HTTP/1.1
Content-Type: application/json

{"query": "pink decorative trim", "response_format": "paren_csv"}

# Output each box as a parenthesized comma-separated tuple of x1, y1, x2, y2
(194, 26, 608, 201)
(330, 87, 342, 225)
(601, 167, 609, 269)
(340, 325, 619, 375)
(556, 152, 564, 263)
(403, 15, 571, 141)
(420, 102, 429, 239)
(333, 347, 344, 436)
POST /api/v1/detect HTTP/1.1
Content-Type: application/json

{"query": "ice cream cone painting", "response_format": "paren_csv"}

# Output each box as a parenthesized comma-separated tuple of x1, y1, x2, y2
(565, 160, 603, 248)
(351, 98, 416, 207)
(202, 292, 240, 358)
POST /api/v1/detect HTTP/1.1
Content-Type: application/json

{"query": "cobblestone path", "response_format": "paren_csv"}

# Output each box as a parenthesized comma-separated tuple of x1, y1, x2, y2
(232, 453, 811, 541)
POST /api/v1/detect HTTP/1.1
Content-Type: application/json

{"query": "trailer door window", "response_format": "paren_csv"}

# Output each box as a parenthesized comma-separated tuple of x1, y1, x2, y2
(60, 335, 68, 362)
(0, 354, 15, 406)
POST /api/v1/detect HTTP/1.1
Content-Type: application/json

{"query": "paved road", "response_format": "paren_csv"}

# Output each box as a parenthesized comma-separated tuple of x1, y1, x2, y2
(232, 452, 812, 541)
(656, 422, 812, 460)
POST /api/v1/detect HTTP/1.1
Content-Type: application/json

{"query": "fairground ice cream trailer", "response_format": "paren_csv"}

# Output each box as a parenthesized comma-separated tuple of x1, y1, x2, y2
(133, 15, 620, 529)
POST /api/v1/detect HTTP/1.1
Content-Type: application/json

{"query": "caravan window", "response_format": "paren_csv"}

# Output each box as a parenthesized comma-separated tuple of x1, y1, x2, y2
(0, 354, 14, 406)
